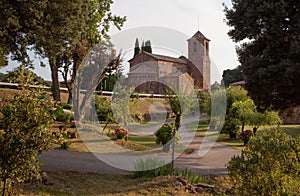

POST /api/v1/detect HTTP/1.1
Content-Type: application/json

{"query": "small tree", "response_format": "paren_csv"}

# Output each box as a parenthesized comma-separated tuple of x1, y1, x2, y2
(0, 68, 54, 195)
(227, 129, 300, 195)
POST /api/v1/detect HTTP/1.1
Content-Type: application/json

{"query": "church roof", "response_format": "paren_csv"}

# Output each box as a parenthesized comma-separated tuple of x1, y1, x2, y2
(189, 31, 210, 41)
(128, 51, 188, 64)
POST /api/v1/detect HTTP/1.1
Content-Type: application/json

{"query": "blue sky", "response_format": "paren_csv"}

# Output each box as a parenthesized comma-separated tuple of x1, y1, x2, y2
(1, 0, 238, 83)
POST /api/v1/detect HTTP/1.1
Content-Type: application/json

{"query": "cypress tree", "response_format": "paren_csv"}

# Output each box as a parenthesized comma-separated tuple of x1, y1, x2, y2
(134, 38, 140, 57)
(144, 40, 152, 53)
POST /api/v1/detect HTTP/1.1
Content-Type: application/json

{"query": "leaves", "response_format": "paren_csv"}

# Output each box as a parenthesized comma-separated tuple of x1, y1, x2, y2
(224, 0, 300, 110)
(227, 129, 300, 195)
(0, 69, 54, 194)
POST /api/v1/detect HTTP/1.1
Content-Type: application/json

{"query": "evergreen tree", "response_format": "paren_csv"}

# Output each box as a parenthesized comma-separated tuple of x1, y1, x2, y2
(141, 41, 145, 52)
(222, 65, 243, 87)
(144, 40, 152, 53)
(134, 38, 140, 57)
(224, 0, 300, 110)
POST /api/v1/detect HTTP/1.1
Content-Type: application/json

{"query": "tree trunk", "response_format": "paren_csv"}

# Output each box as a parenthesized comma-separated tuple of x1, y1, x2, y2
(50, 59, 61, 102)
(171, 114, 181, 176)
(241, 122, 245, 132)
(2, 178, 6, 196)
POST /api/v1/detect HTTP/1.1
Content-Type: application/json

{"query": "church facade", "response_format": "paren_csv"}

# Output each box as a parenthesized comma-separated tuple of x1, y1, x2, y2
(127, 31, 211, 94)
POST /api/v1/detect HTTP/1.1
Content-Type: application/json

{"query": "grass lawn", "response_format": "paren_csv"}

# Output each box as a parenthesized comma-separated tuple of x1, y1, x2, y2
(190, 121, 300, 150)
(13, 171, 232, 196)
(14, 172, 193, 196)
(55, 124, 193, 154)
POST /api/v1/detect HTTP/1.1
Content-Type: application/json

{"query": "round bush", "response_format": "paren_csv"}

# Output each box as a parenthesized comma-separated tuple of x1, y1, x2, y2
(227, 129, 300, 195)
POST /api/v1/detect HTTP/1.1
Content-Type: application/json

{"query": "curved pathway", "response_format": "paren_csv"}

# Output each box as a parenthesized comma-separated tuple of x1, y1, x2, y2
(39, 135, 240, 176)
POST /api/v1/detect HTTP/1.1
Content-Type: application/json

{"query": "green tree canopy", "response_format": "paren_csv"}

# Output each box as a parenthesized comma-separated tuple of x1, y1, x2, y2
(224, 0, 300, 110)
(222, 65, 243, 87)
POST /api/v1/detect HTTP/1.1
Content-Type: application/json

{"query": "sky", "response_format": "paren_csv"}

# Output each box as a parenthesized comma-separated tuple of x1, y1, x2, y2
(0, 0, 238, 83)
(110, 0, 238, 83)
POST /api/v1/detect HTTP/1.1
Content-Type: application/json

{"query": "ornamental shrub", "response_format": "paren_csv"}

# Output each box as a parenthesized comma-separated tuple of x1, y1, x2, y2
(221, 118, 240, 139)
(154, 124, 174, 146)
(227, 129, 300, 195)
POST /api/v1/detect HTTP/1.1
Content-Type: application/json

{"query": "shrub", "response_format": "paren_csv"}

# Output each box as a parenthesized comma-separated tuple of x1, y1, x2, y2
(238, 129, 253, 145)
(227, 129, 300, 195)
(0, 70, 54, 195)
(61, 103, 72, 110)
(53, 107, 72, 123)
(133, 158, 213, 186)
(112, 127, 128, 140)
(174, 168, 213, 185)
(155, 124, 174, 145)
(221, 118, 240, 138)
(60, 139, 70, 150)
(133, 158, 171, 178)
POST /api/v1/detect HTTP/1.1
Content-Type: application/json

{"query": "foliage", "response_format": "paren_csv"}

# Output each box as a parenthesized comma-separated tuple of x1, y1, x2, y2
(61, 103, 73, 110)
(0, 70, 54, 195)
(93, 96, 114, 122)
(144, 40, 152, 53)
(133, 158, 212, 185)
(224, 0, 300, 110)
(134, 39, 152, 55)
(154, 124, 174, 145)
(210, 81, 222, 92)
(112, 127, 128, 140)
(227, 129, 300, 195)
(225, 86, 249, 113)
(238, 129, 254, 145)
(96, 73, 118, 91)
(134, 38, 140, 57)
(74, 42, 123, 121)
(111, 84, 132, 127)
(221, 118, 240, 138)
(222, 65, 243, 87)
(197, 91, 210, 114)
(0, 0, 126, 102)
(52, 107, 73, 123)
(1, 67, 48, 86)
(133, 158, 172, 178)
(174, 169, 213, 185)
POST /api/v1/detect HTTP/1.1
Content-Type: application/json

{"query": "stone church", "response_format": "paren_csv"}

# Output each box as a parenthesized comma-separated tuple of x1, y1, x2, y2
(127, 31, 211, 94)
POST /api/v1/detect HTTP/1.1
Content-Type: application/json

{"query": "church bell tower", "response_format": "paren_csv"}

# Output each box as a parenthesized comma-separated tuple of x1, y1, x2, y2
(187, 31, 211, 90)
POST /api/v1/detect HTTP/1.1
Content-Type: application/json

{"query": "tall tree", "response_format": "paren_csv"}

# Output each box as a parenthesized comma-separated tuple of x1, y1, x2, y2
(224, 0, 300, 110)
(222, 65, 243, 87)
(144, 40, 152, 53)
(0, 0, 48, 67)
(0, 0, 126, 103)
(58, 0, 126, 103)
(134, 38, 140, 57)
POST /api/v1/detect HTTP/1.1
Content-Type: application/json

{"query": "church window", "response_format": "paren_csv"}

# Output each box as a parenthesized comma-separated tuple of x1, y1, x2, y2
(193, 41, 197, 52)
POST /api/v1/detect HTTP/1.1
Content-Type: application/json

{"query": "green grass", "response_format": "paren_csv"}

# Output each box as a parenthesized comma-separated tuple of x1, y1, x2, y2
(128, 134, 159, 149)
(190, 121, 300, 150)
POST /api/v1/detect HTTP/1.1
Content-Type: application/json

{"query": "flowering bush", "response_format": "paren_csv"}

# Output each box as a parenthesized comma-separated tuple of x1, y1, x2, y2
(238, 129, 254, 145)
(113, 127, 128, 140)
